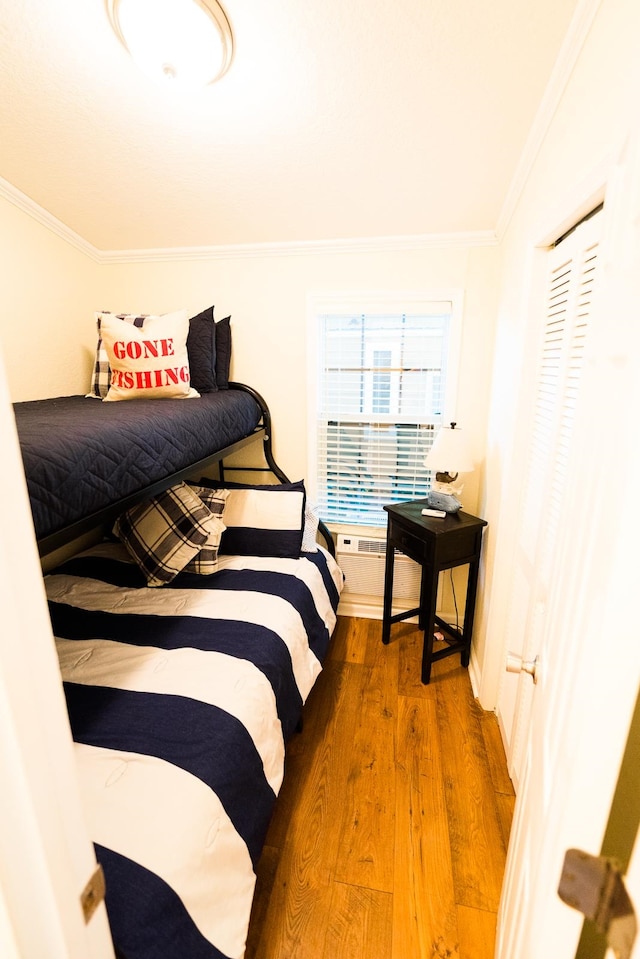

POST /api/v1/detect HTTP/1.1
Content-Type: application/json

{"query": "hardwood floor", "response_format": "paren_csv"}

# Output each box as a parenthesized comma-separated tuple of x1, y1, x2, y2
(245, 616, 515, 959)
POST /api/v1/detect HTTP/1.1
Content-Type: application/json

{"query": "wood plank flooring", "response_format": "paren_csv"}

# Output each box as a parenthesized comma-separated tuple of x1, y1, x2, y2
(245, 616, 515, 959)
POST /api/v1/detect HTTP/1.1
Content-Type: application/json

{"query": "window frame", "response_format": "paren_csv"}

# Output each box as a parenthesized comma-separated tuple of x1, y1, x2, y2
(307, 290, 465, 528)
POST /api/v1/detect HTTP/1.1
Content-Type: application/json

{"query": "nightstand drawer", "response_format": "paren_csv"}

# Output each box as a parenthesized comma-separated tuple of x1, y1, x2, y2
(391, 525, 433, 565)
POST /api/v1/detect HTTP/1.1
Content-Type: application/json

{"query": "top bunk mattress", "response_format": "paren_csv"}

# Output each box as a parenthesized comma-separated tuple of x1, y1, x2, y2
(14, 391, 261, 544)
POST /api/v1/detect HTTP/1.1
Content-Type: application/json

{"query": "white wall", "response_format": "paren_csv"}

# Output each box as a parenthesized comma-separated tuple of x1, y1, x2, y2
(98, 244, 500, 493)
(0, 192, 500, 510)
(477, 0, 640, 724)
(0, 194, 101, 402)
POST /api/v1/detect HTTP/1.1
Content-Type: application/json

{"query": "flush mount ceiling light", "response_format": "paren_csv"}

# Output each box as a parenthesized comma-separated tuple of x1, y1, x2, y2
(106, 0, 233, 89)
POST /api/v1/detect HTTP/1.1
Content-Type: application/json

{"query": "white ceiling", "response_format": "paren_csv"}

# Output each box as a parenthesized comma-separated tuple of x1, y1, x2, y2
(1, 0, 581, 252)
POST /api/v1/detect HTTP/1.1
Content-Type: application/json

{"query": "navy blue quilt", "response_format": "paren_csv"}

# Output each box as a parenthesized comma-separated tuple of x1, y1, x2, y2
(13, 392, 260, 542)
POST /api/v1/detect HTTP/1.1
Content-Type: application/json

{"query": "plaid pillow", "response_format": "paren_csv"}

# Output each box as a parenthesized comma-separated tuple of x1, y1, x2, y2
(86, 312, 148, 399)
(113, 483, 225, 586)
(184, 486, 229, 574)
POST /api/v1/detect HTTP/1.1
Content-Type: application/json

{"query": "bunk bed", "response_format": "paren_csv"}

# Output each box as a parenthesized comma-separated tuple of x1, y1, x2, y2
(13, 380, 342, 959)
(14, 382, 333, 557)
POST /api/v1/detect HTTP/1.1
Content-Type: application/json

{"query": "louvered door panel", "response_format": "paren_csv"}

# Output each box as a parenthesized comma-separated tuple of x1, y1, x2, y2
(538, 217, 602, 797)
(539, 222, 600, 582)
(519, 253, 571, 556)
(502, 208, 602, 787)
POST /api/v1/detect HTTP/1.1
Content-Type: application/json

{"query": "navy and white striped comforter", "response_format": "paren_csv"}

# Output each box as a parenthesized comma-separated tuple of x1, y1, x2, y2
(46, 542, 343, 959)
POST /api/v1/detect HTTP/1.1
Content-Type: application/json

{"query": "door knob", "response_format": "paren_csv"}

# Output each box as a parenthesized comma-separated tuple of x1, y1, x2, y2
(506, 652, 539, 684)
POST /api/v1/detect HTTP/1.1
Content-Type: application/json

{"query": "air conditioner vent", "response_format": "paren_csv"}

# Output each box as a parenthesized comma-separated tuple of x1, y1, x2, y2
(337, 534, 385, 555)
(336, 533, 420, 601)
(358, 538, 385, 554)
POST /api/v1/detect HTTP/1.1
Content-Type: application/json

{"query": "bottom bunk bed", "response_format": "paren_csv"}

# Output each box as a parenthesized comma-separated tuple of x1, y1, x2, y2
(46, 537, 343, 959)
(14, 375, 342, 958)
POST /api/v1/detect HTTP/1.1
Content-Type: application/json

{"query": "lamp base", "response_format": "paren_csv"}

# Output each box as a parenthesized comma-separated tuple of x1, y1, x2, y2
(426, 490, 462, 513)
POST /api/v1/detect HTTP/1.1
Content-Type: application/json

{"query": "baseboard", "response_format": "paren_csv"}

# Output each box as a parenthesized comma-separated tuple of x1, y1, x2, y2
(336, 596, 456, 626)
(496, 702, 519, 794)
(468, 654, 481, 701)
(336, 595, 419, 623)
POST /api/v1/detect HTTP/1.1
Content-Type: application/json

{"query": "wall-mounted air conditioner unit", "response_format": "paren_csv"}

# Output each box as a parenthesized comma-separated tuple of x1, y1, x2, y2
(336, 532, 421, 602)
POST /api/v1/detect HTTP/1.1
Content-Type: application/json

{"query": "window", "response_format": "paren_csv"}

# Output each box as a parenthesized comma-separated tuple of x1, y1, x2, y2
(308, 294, 462, 527)
(372, 350, 392, 414)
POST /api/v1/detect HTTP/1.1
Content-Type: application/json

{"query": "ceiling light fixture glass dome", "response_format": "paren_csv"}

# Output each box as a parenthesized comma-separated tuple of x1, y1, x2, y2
(106, 0, 233, 89)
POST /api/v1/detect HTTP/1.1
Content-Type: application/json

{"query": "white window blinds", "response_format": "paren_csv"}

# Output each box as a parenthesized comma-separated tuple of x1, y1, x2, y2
(315, 305, 454, 526)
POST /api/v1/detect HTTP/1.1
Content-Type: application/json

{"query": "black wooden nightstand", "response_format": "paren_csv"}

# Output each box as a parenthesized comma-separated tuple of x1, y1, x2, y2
(382, 500, 487, 684)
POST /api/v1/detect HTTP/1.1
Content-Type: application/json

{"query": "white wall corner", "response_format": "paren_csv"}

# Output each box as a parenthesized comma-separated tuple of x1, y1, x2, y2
(495, 0, 604, 240)
(0, 176, 101, 263)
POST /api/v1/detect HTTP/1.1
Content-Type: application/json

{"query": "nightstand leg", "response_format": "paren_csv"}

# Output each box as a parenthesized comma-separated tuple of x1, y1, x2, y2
(418, 564, 429, 631)
(421, 566, 439, 684)
(461, 557, 480, 667)
(382, 530, 395, 645)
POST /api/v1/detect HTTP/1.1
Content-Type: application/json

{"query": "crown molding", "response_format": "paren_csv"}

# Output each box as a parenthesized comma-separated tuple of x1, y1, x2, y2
(495, 0, 603, 240)
(0, 176, 101, 262)
(1, 0, 602, 262)
(99, 230, 498, 263)
(2, 174, 497, 263)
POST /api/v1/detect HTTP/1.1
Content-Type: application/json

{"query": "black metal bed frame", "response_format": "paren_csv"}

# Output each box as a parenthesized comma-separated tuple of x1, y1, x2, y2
(37, 381, 334, 557)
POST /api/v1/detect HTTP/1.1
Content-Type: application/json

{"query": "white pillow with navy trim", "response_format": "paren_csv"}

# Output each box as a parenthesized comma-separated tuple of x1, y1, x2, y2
(192, 480, 306, 558)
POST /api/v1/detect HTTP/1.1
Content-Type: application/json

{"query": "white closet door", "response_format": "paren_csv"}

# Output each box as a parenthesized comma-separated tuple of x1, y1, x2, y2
(496, 122, 640, 959)
(495, 209, 602, 959)
(499, 208, 602, 788)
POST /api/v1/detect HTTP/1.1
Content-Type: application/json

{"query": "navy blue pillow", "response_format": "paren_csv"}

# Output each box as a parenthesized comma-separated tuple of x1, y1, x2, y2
(186, 306, 217, 393)
(192, 478, 305, 558)
(215, 316, 231, 390)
